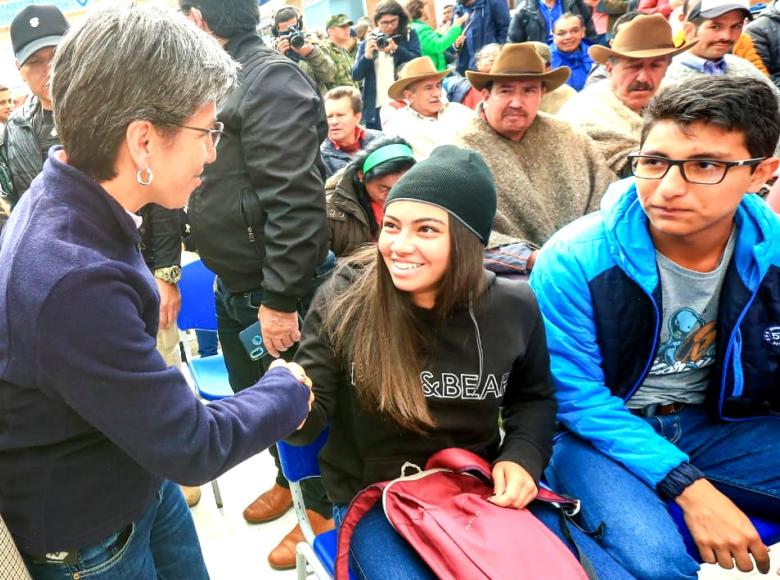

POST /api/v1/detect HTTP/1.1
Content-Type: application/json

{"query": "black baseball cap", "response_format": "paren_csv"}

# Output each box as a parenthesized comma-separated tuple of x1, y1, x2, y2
(11, 5, 69, 65)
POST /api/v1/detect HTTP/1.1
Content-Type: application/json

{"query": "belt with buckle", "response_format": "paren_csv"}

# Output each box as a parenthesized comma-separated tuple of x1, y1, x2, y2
(631, 402, 686, 417)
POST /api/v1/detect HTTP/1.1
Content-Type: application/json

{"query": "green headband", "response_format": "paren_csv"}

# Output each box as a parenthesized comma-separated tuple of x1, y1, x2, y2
(362, 144, 415, 175)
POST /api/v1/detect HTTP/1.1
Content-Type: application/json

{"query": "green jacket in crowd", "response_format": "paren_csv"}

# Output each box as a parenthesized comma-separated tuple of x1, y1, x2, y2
(411, 20, 463, 71)
(323, 39, 358, 88)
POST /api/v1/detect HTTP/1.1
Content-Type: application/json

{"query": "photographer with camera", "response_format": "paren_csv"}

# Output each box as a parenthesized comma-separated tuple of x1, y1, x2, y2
(353, 0, 421, 129)
(273, 6, 335, 95)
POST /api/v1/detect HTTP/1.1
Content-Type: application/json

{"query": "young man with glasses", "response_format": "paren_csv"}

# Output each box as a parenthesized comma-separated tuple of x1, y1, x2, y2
(530, 76, 780, 578)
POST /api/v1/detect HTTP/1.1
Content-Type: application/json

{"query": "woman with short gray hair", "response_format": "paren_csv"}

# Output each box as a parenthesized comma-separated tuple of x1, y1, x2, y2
(0, 6, 314, 579)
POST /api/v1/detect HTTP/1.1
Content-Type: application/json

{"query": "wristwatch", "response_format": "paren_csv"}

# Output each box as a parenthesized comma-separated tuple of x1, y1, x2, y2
(153, 265, 182, 285)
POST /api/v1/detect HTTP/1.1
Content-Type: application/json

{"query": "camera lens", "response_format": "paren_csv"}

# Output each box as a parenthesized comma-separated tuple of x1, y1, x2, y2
(290, 33, 305, 49)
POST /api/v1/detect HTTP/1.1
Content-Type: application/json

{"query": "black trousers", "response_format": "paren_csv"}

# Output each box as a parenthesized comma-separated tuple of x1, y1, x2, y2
(214, 276, 331, 517)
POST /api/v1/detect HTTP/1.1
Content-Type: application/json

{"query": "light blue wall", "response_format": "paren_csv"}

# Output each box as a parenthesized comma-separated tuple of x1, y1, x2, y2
(303, 0, 365, 32)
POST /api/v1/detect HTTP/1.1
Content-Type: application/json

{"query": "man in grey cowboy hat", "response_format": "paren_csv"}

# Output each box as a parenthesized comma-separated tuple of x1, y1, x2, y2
(382, 56, 475, 159)
(454, 43, 615, 250)
(559, 14, 697, 177)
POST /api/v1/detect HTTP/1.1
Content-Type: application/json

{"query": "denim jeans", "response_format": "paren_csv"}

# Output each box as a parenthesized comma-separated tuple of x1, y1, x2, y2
(333, 500, 633, 580)
(22, 480, 208, 580)
(545, 405, 780, 580)
(195, 330, 218, 358)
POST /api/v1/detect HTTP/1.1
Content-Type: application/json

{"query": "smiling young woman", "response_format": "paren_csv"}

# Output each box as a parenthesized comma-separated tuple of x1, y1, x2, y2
(286, 145, 634, 578)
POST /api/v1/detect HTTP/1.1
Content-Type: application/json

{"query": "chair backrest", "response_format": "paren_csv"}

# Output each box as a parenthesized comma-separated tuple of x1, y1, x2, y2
(277, 429, 330, 483)
(178, 259, 218, 332)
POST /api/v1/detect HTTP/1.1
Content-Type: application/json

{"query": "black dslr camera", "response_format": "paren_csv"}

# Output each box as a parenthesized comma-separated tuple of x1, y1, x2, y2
(371, 31, 391, 49)
(281, 25, 306, 50)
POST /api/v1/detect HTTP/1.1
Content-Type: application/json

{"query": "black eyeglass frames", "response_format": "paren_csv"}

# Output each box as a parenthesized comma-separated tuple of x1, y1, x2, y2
(627, 154, 766, 185)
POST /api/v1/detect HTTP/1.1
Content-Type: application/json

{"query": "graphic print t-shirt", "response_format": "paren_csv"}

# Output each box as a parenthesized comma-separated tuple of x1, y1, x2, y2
(627, 233, 736, 409)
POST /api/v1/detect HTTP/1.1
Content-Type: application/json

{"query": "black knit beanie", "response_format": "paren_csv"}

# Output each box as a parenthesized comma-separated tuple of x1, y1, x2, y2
(384, 145, 496, 245)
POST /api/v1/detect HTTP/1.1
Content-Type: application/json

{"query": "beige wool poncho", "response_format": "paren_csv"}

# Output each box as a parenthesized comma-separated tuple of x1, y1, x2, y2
(454, 112, 616, 247)
(557, 80, 642, 176)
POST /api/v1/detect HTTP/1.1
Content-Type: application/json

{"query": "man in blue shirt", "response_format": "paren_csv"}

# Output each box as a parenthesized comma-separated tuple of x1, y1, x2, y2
(509, 0, 598, 45)
(550, 12, 593, 90)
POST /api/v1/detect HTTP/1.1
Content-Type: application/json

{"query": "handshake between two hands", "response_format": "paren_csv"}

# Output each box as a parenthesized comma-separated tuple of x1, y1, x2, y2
(270, 359, 314, 430)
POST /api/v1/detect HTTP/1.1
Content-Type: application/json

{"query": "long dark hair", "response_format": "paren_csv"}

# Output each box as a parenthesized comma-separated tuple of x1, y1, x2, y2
(323, 214, 486, 432)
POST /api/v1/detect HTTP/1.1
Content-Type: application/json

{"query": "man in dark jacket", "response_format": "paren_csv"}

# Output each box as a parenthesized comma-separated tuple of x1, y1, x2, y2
(181, 0, 334, 570)
(3, 5, 68, 207)
(746, 0, 780, 89)
(453, 0, 510, 74)
(508, 0, 597, 45)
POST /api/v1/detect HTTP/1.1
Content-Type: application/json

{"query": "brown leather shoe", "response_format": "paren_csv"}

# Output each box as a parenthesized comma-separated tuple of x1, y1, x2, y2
(242, 483, 293, 523)
(267, 509, 335, 570)
(181, 485, 201, 508)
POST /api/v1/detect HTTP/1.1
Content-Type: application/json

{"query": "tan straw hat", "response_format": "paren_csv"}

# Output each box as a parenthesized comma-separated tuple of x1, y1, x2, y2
(388, 57, 452, 100)
(589, 14, 697, 65)
(466, 43, 570, 92)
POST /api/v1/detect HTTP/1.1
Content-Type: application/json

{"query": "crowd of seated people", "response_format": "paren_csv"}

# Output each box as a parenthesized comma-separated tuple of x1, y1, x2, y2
(0, 0, 779, 578)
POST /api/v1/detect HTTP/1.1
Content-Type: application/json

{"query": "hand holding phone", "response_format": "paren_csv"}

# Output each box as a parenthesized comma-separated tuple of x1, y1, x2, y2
(260, 306, 301, 358)
(239, 311, 304, 361)
(239, 321, 268, 361)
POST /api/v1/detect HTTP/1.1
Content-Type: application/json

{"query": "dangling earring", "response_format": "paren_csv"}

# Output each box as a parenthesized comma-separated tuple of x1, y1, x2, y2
(136, 167, 153, 186)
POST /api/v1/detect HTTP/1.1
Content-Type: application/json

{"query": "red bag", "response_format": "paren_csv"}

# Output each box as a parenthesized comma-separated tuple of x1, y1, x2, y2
(336, 448, 589, 580)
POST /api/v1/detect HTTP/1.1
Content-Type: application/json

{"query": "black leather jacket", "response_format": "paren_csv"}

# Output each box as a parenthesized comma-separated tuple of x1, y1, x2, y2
(139, 205, 184, 271)
(187, 32, 328, 312)
(3, 96, 51, 207)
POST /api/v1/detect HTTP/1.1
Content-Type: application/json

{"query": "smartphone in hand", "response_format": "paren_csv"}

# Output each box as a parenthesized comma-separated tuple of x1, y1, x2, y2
(239, 314, 304, 361)
(239, 321, 269, 361)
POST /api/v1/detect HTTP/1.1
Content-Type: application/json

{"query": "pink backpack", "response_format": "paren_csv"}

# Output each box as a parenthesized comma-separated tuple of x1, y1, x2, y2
(336, 448, 590, 580)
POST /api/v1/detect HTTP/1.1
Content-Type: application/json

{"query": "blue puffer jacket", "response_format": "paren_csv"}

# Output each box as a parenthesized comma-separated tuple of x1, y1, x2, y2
(352, 30, 421, 129)
(530, 179, 780, 490)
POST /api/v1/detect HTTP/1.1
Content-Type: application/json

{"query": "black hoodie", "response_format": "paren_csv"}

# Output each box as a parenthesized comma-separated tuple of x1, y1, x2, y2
(288, 267, 557, 504)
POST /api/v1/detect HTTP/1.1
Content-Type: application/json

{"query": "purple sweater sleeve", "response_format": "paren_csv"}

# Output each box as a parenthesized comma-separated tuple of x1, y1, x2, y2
(35, 266, 311, 486)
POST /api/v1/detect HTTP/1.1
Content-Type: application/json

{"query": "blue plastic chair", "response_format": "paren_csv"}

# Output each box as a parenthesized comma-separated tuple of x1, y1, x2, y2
(278, 431, 348, 580)
(177, 258, 232, 507)
(667, 500, 780, 562)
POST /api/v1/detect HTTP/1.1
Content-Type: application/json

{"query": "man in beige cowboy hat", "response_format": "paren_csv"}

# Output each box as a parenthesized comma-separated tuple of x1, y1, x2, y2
(454, 43, 615, 249)
(382, 56, 475, 159)
(559, 14, 697, 177)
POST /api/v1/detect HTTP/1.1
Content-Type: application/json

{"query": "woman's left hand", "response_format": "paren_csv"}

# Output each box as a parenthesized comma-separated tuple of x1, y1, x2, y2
(489, 461, 537, 509)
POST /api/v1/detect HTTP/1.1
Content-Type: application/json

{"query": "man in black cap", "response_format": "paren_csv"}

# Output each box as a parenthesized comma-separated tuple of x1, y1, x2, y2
(4, 4, 68, 206)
